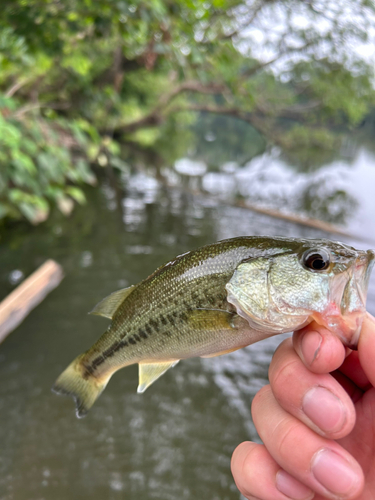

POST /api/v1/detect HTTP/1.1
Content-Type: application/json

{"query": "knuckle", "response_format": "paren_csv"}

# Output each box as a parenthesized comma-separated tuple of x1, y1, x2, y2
(269, 355, 301, 397)
(251, 384, 272, 414)
(272, 337, 293, 361)
(273, 418, 302, 460)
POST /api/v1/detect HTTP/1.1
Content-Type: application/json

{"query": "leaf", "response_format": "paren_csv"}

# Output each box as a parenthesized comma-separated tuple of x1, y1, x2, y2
(9, 190, 49, 224)
(0, 202, 13, 220)
(57, 196, 74, 216)
(65, 186, 86, 204)
(20, 202, 49, 224)
(11, 150, 37, 175)
(110, 157, 130, 173)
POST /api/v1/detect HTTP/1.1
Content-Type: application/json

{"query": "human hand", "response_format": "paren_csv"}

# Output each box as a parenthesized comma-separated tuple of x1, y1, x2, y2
(231, 313, 375, 500)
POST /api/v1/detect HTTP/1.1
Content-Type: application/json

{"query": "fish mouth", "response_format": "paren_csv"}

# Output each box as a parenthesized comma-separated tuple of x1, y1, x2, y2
(313, 249, 375, 348)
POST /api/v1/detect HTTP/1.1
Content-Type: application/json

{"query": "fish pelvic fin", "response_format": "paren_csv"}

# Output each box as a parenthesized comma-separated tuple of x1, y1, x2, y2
(52, 355, 112, 418)
(137, 360, 180, 394)
(89, 285, 135, 319)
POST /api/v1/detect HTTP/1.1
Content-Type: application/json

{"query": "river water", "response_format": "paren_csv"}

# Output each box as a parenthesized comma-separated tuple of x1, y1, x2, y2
(0, 140, 375, 500)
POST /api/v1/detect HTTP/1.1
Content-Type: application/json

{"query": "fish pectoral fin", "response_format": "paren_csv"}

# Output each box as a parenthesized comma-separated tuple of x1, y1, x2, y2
(201, 346, 242, 358)
(188, 308, 240, 330)
(137, 360, 180, 394)
(89, 286, 135, 319)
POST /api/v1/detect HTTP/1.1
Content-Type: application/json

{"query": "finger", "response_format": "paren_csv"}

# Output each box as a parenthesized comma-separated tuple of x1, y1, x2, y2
(231, 441, 314, 500)
(270, 339, 356, 439)
(330, 370, 364, 404)
(358, 313, 375, 387)
(293, 322, 346, 374)
(252, 385, 364, 499)
(337, 350, 371, 391)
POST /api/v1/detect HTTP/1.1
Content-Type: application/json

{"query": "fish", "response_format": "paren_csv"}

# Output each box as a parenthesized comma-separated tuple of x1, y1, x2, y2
(52, 236, 374, 418)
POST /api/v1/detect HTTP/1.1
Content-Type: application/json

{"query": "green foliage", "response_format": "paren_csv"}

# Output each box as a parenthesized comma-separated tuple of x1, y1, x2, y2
(290, 59, 375, 126)
(0, 95, 99, 224)
(0, 0, 375, 224)
(190, 113, 267, 167)
(279, 125, 340, 172)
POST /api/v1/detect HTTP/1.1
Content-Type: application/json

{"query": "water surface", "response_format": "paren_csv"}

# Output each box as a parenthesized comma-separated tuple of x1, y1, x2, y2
(0, 147, 374, 500)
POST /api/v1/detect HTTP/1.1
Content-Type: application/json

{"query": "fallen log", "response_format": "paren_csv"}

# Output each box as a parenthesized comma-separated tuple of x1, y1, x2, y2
(0, 259, 64, 343)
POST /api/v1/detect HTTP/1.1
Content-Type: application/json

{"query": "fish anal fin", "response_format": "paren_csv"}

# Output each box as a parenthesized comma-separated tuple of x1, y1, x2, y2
(89, 286, 135, 319)
(137, 360, 179, 393)
(201, 346, 242, 358)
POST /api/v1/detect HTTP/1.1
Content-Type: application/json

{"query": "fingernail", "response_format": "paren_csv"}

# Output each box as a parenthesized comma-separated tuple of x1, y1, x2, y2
(312, 449, 361, 495)
(276, 470, 314, 499)
(302, 387, 346, 433)
(301, 331, 322, 365)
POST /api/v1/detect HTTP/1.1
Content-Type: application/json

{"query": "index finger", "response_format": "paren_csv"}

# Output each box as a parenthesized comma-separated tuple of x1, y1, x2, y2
(293, 321, 346, 375)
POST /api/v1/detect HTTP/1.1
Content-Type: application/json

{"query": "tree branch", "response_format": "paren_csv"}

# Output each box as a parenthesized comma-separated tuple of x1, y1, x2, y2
(239, 38, 317, 80)
(12, 101, 71, 118)
(202, 1, 265, 43)
(169, 103, 314, 148)
(5, 79, 31, 98)
(170, 103, 280, 143)
(111, 81, 227, 134)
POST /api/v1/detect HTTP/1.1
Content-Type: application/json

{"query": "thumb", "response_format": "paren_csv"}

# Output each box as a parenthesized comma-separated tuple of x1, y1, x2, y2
(358, 313, 375, 388)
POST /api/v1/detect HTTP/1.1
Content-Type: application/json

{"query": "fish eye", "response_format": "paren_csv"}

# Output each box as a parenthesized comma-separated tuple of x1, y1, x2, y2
(302, 249, 331, 272)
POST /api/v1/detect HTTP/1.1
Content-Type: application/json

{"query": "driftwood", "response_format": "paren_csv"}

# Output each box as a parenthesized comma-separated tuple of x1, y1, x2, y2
(0, 260, 64, 343)
(232, 199, 353, 238)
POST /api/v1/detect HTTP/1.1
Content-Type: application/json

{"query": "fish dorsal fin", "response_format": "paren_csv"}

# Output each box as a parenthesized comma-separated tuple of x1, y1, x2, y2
(137, 360, 180, 393)
(89, 286, 135, 319)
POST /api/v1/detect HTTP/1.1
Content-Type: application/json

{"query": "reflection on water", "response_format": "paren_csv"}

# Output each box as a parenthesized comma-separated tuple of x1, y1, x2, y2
(0, 149, 375, 500)
(183, 116, 375, 235)
(193, 144, 375, 233)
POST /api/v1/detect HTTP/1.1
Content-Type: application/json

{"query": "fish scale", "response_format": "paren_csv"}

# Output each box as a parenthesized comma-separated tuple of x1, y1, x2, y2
(53, 236, 374, 417)
(87, 244, 252, 370)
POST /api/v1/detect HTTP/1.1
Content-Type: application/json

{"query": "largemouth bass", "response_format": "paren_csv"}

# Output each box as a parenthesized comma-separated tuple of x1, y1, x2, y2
(53, 236, 374, 417)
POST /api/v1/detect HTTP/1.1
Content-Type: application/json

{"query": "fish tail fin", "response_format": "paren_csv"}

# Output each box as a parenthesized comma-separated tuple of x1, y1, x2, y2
(52, 355, 111, 418)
